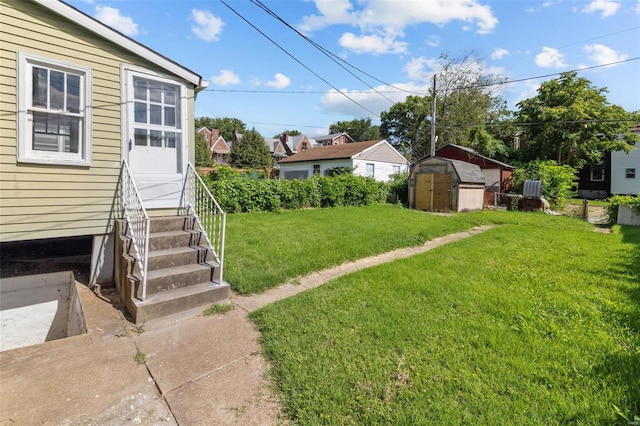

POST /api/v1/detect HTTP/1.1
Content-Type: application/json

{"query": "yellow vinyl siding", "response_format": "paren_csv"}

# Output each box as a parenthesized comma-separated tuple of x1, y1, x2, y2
(0, 0, 196, 242)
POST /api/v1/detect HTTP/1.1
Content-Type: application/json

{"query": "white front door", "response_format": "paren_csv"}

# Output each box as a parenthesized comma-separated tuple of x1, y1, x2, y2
(123, 67, 186, 208)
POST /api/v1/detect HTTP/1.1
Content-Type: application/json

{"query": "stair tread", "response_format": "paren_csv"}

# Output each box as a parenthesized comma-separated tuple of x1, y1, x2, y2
(147, 246, 202, 257)
(148, 230, 192, 238)
(135, 281, 229, 306)
(145, 262, 210, 278)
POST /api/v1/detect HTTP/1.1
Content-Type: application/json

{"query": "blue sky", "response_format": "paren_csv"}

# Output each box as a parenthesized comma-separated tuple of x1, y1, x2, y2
(67, 0, 640, 138)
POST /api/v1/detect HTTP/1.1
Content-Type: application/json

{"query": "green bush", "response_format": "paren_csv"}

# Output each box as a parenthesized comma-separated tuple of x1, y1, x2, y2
(512, 160, 577, 209)
(606, 195, 640, 224)
(387, 172, 409, 206)
(206, 174, 387, 213)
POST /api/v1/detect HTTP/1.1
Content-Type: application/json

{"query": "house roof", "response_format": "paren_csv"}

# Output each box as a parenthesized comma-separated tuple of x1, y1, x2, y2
(278, 140, 382, 163)
(33, 0, 206, 90)
(312, 132, 354, 143)
(435, 144, 515, 169)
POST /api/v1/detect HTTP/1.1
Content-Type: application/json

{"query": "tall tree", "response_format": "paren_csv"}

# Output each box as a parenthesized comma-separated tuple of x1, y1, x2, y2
(274, 130, 301, 137)
(229, 128, 272, 168)
(516, 71, 639, 168)
(380, 96, 431, 160)
(195, 116, 246, 142)
(380, 52, 507, 160)
(329, 118, 380, 142)
(195, 132, 212, 167)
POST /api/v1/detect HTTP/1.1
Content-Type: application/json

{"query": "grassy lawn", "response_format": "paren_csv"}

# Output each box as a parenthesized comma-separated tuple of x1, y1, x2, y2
(243, 209, 639, 424)
(225, 204, 530, 294)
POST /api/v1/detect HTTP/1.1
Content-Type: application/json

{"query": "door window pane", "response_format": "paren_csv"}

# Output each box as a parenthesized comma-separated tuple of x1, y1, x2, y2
(150, 104, 162, 125)
(134, 102, 147, 123)
(150, 130, 163, 147)
(134, 128, 147, 146)
(164, 107, 175, 127)
(165, 131, 176, 148)
(134, 79, 147, 100)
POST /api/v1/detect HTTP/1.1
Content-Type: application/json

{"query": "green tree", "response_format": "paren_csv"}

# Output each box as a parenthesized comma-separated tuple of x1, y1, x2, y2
(380, 52, 507, 160)
(516, 71, 639, 168)
(229, 128, 272, 168)
(274, 130, 301, 137)
(329, 118, 380, 142)
(195, 116, 247, 142)
(380, 95, 431, 160)
(195, 132, 212, 167)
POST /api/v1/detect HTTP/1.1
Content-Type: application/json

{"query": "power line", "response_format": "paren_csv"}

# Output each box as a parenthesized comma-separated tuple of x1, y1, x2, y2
(219, 0, 381, 118)
(203, 56, 640, 95)
(249, 0, 402, 103)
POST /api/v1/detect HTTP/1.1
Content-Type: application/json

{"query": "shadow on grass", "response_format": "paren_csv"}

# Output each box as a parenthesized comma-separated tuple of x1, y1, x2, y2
(594, 225, 640, 422)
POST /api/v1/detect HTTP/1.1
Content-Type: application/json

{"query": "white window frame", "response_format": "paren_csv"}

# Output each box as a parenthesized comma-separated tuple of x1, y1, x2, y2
(365, 163, 375, 178)
(17, 52, 92, 166)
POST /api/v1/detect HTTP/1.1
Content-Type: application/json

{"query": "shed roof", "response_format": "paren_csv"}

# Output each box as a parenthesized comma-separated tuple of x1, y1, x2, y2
(448, 158, 486, 184)
(278, 140, 381, 163)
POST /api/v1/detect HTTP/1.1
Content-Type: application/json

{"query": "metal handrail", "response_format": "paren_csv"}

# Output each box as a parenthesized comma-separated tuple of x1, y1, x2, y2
(179, 163, 226, 283)
(120, 160, 150, 300)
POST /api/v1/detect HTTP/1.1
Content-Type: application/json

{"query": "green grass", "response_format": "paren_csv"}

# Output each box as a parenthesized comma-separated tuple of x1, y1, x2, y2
(225, 204, 542, 294)
(249, 213, 640, 424)
(202, 302, 234, 316)
(568, 198, 610, 207)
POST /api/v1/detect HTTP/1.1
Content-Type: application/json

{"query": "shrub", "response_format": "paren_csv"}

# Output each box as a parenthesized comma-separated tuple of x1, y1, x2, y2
(512, 160, 577, 209)
(206, 173, 386, 213)
(387, 172, 409, 206)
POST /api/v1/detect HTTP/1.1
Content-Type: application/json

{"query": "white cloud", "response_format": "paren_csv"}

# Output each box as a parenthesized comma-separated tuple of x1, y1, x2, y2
(491, 48, 510, 60)
(635, 0, 640, 14)
(582, 0, 620, 17)
(338, 33, 408, 55)
(210, 69, 240, 86)
(583, 44, 628, 66)
(425, 36, 440, 47)
(299, 0, 498, 55)
(319, 82, 429, 118)
(535, 47, 566, 68)
(265, 73, 291, 89)
(403, 57, 440, 82)
(191, 9, 224, 42)
(94, 6, 138, 36)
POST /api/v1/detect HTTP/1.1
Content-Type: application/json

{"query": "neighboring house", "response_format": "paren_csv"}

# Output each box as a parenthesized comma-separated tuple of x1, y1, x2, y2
(611, 125, 639, 196)
(280, 133, 315, 154)
(578, 126, 640, 198)
(197, 127, 230, 164)
(0, 0, 228, 322)
(434, 144, 515, 205)
(278, 139, 409, 181)
(409, 157, 486, 212)
(577, 152, 611, 199)
(313, 132, 354, 146)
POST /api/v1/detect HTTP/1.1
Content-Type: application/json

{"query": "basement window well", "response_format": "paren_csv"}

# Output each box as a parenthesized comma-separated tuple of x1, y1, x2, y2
(0, 271, 87, 352)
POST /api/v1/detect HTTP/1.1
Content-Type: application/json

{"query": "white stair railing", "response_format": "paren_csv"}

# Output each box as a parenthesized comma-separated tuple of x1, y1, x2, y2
(179, 163, 226, 283)
(120, 160, 150, 300)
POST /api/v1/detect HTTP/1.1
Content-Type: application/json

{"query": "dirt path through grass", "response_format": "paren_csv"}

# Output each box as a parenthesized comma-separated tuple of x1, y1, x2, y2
(232, 224, 494, 313)
(224, 225, 494, 425)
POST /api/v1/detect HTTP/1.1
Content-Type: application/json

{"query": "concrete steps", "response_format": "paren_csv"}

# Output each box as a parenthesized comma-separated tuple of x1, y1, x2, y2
(115, 215, 229, 323)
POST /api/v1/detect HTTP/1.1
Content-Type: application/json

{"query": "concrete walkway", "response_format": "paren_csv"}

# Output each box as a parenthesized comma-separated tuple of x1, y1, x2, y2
(0, 225, 492, 425)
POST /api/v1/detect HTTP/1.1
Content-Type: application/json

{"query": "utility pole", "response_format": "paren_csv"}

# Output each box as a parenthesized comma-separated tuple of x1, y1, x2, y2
(430, 74, 437, 157)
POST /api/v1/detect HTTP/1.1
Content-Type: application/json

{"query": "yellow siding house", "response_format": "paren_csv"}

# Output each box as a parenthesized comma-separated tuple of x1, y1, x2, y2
(1, 0, 225, 321)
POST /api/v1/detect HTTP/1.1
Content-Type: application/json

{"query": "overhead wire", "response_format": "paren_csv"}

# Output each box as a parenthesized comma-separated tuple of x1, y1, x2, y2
(249, 0, 403, 103)
(219, 0, 381, 118)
